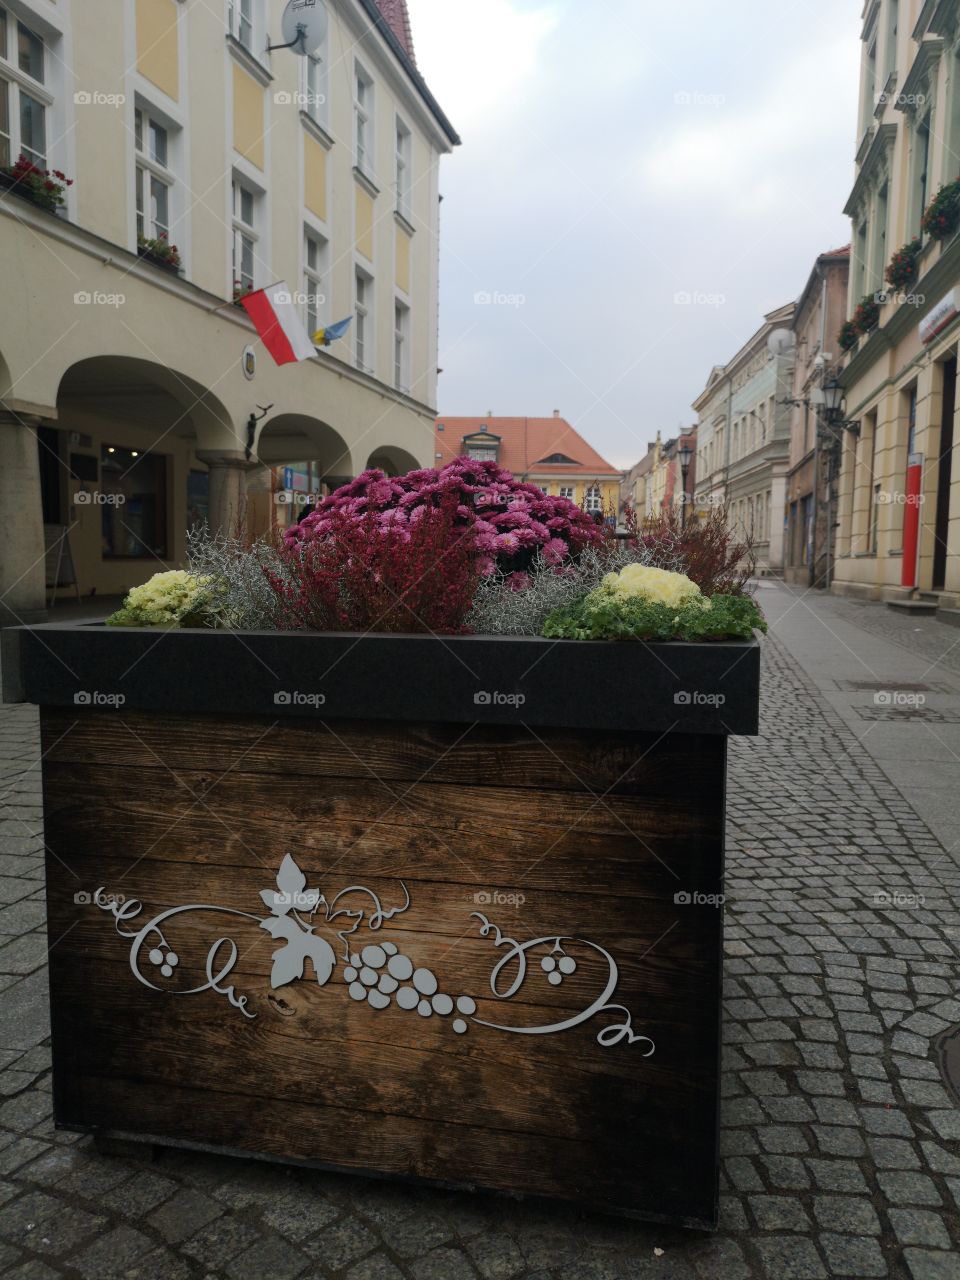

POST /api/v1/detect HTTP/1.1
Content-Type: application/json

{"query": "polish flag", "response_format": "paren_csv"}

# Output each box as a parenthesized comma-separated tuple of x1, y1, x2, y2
(240, 281, 317, 366)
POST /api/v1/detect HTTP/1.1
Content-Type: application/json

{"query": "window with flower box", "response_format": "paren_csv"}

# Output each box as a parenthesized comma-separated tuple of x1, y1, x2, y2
(135, 105, 173, 242)
(0, 5, 50, 169)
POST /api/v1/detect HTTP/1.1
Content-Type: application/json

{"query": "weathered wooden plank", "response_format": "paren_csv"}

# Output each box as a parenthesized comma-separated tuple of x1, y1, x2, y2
(40, 706, 724, 1226)
(39, 709, 720, 796)
(56, 1073, 715, 1225)
(41, 765, 721, 903)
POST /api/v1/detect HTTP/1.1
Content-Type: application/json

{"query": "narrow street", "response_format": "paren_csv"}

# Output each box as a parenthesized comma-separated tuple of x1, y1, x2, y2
(0, 584, 958, 1280)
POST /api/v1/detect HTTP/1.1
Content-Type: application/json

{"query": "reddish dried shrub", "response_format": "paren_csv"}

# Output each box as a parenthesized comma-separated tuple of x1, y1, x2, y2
(264, 493, 480, 634)
(618, 506, 756, 596)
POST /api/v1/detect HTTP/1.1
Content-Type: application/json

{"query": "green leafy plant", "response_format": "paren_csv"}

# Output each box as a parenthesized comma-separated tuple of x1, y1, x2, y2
(852, 294, 880, 335)
(137, 232, 181, 270)
(1, 155, 72, 210)
(542, 592, 767, 643)
(885, 237, 921, 291)
(838, 320, 858, 352)
(922, 177, 960, 240)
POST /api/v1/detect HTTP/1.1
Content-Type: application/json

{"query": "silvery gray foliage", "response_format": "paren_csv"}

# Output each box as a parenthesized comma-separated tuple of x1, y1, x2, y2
(466, 540, 678, 637)
(185, 525, 287, 630)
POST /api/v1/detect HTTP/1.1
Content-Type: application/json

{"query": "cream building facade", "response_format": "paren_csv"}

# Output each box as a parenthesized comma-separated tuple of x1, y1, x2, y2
(835, 0, 959, 604)
(692, 304, 795, 572)
(0, 0, 458, 622)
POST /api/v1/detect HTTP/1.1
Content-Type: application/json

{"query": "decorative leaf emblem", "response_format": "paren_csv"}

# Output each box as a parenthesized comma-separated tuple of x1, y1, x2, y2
(264, 928, 336, 989)
(258, 856, 335, 990)
(260, 854, 321, 916)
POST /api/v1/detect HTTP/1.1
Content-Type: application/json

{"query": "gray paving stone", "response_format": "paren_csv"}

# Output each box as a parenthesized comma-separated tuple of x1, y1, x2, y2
(225, 1233, 308, 1280)
(752, 1235, 827, 1279)
(261, 1187, 340, 1240)
(812, 1194, 881, 1234)
(757, 1162, 814, 1187)
(876, 1171, 943, 1206)
(818, 1233, 887, 1277)
(889, 1209, 953, 1248)
(147, 1187, 223, 1244)
(73, 1224, 154, 1278)
(181, 1214, 261, 1264)
(902, 1249, 960, 1280)
(412, 1246, 481, 1280)
(867, 1136, 922, 1169)
(750, 1195, 811, 1231)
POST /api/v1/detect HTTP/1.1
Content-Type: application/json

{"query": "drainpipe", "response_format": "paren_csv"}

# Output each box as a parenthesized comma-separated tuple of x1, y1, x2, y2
(814, 264, 827, 588)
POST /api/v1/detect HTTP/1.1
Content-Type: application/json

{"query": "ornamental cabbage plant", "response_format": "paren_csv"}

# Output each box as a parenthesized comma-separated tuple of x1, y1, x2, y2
(284, 457, 604, 576)
(542, 565, 767, 643)
(105, 570, 217, 627)
(599, 563, 704, 608)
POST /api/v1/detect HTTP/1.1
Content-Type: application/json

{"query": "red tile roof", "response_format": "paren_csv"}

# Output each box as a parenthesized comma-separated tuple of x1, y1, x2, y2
(373, 0, 416, 63)
(435, 416, 621, 477)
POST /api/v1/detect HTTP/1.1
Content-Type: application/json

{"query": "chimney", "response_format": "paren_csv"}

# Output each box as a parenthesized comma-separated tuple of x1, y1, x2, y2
(552, 408, 560, 418)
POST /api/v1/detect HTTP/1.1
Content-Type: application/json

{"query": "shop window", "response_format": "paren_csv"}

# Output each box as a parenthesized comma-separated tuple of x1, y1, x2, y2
(187, 469, 209, 535)
(101, 445, 168, 558)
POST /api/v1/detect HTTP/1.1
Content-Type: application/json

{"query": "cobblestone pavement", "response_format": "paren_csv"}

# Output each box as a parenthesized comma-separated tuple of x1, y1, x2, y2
(1, 610, 960, 1279)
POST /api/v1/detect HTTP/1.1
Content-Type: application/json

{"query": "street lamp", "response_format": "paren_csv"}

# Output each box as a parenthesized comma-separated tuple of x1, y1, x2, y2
(821, 377, 844, 419)
(678, 443, 693, 528)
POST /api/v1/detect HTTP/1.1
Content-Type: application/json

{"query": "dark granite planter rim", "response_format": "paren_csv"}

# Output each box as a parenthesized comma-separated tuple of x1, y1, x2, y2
(16, 621, 761, 736)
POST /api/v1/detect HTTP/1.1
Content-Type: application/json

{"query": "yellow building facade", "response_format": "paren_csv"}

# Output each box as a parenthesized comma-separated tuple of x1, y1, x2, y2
(0, 0, 458, 620)
(836, 0, 960, 604)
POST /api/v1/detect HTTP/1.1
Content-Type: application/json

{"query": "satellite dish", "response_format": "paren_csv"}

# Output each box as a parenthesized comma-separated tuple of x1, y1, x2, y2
(767, 328, 796, 357)
(278, 0, 327, 55)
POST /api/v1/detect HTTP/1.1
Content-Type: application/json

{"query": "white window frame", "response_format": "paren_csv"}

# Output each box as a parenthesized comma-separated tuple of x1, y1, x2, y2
(303, 227, 327, 336)
(228, 0, 258, 53)
(393, 297, 409, 391)
(395, 115, 411, 219)
(232, 176, 259, 293)
(135, 103, 175, 244)
(559, 485, 575, 500)
(355, 265, 373, 373)
(354, 62, 374, 177)
(584, 485, 602, 513)
(0, 5, 52, 170)
(302, 45, 327, 127)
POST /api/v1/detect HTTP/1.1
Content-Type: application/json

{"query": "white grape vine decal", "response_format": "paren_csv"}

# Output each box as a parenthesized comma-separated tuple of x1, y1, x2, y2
(93, 854, 654, 1053)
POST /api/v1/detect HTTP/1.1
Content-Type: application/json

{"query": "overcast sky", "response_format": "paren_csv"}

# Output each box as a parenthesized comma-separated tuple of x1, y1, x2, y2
(406, 0, 863, 469)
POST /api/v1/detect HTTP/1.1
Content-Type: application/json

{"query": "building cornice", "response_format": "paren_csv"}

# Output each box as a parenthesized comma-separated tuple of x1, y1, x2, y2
(895, 37, 944, 112)
(840, 230, 960, 390)
(855, 125, 875, 166)
(0, 198, 440, 418)
(844, 123, 897, 217)
(226, 35, 273, 86)
(929, 0, 960, 38)
(862, 0, 881, 41)
(352, 0, 460, 147)
(914, 0, 938, 39)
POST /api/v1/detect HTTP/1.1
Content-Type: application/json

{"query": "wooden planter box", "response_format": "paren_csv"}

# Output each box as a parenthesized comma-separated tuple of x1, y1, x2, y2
(18, 623, 760, 1229)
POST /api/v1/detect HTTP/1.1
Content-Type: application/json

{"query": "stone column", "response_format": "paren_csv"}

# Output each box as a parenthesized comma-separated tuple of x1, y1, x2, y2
(0, 410, 49, 626)
(195, 449, 253, 539)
